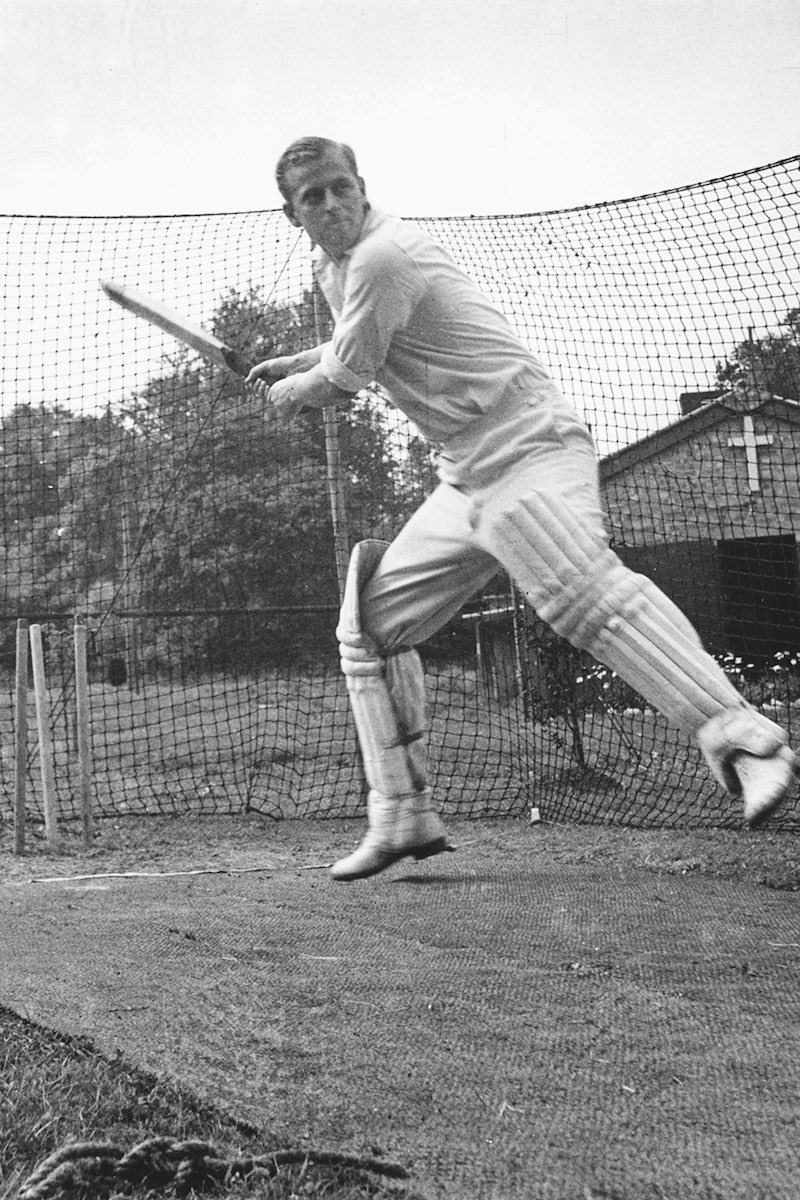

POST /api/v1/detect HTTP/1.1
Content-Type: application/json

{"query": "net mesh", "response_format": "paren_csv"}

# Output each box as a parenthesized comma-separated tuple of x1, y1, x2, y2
(1, 156, 799, 830)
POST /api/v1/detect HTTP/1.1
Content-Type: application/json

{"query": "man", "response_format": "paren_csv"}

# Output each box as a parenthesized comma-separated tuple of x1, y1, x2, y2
(247, 136, 798, 881)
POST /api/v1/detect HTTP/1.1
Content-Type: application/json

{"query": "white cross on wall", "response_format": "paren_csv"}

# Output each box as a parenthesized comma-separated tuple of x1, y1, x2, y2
(727, 415, 774, 492)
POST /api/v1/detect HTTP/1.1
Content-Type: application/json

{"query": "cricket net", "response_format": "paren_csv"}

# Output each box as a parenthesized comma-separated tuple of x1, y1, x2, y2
(1, 155, 799, 831)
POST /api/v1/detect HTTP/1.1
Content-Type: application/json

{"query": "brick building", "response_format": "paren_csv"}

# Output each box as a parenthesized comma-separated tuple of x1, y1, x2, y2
(600, 389, 800, 664)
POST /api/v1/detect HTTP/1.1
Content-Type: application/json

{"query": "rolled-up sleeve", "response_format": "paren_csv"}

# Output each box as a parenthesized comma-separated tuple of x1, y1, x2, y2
(320, 239, 426, 391)
(319, 343, 368, 392)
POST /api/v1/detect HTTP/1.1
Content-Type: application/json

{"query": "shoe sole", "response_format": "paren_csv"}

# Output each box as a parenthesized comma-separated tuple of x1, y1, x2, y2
(747, 789, 789, 829)
(331, 837, 454, 882)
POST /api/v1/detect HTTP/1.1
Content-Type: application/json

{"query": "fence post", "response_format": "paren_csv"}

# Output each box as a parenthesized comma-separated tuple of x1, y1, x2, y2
(119, 464, 141, 691)
(13, 618, 29, 854)
(74, 616, 93, 846)
(313, 283, 350, 601)
(29, 623, 59, 850)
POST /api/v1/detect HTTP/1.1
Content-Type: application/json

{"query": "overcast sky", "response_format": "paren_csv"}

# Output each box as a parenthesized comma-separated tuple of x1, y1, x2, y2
(2, 0, 799, 218)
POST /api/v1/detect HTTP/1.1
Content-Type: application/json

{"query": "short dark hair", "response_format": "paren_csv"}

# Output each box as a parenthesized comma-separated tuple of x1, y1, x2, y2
(275, 137, 360, 202)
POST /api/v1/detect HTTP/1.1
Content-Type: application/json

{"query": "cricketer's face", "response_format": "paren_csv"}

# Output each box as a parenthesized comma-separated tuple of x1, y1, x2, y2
(283, 148, 369, 259)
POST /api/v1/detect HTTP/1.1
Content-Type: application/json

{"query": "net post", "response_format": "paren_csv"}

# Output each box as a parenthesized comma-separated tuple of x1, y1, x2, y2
(119, 466, 141, 692)
(13, 618, 29, 855)
(74, 616, 93, 847)
(29, 623, 59, 850)
(313, 283, 350, 601)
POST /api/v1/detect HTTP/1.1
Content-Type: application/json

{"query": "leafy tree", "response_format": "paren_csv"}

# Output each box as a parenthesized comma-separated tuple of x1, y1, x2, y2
(0, 284, 437, 673)
(716, 307, 800, 400)
(113, 285, 428, 668)
(118, 290, 340, 618)
(0, 403, 125, 612)
(119, 286, 434, 616)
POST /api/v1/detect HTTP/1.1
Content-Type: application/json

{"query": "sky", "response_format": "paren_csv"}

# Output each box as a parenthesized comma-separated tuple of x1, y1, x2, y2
(2, 0, 799, 218)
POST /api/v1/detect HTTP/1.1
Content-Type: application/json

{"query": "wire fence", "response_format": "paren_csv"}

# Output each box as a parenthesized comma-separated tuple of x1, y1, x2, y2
(1, 155, 799, 830)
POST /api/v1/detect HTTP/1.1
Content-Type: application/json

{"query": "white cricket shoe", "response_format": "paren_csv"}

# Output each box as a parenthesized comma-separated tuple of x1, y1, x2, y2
(331, 789, 453, 881)
(697, 707, 799, 828)
(734, 745, 799, 828)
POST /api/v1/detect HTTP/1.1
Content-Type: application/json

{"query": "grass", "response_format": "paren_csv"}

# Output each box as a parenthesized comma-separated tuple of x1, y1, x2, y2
(3, 660, 797, 833)
(0, 665, 534, 825)
(0, 1005, 416, 1200)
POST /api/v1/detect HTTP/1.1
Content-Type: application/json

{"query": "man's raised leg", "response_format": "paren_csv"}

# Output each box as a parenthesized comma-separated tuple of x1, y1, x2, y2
(484, 484, 798, 828)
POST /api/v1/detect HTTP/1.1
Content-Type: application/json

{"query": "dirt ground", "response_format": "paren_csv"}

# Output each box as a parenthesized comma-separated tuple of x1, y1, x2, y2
(3, 815, 800, 1199)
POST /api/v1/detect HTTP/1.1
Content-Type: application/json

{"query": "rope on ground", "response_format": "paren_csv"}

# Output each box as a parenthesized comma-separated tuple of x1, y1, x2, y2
(28, 864, 333, 884)
(17, 1136, 410, 1198)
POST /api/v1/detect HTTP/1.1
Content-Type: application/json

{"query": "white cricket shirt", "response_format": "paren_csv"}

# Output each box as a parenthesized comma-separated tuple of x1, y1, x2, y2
(314, 208, 588, 487)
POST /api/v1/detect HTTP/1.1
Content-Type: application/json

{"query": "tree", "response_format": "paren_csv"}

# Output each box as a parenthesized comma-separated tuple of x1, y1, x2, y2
(111, 285, 429, 669)
(716, 307, 800, 401)
(0, 403, 126, 613)
(0, 285, 437, 673)
(119, 286, 434, 615)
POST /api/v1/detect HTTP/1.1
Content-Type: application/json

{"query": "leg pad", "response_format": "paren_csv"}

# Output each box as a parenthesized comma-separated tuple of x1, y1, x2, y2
(489, 490, 743, 734)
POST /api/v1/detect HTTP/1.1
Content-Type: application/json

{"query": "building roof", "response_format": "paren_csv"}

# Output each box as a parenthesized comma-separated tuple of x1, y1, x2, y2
(599, 391, 800, 483)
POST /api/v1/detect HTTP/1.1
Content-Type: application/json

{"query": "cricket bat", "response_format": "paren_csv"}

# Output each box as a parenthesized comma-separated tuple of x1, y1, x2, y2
(101, 280, 252, 377)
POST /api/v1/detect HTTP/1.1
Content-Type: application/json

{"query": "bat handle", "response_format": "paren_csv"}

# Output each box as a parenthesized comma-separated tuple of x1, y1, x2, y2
(221, 347, 252, 378)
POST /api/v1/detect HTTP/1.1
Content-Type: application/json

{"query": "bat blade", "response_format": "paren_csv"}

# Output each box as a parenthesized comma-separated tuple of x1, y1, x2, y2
(101, 280, 251, 377)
